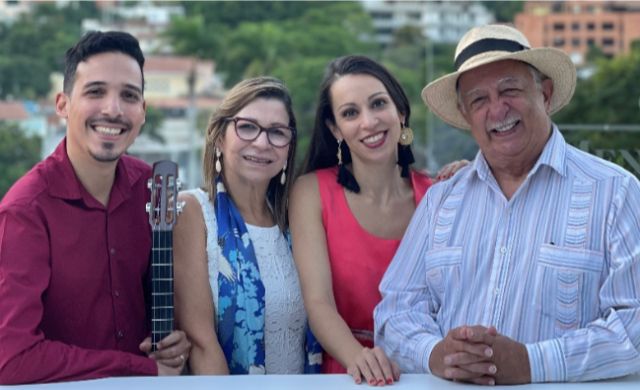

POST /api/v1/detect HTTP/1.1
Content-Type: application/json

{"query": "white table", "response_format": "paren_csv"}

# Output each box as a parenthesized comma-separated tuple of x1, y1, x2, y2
(4, 373, 639, 390)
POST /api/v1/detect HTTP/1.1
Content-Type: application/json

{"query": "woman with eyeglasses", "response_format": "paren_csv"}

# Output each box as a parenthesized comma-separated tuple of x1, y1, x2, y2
(289, 56, 466, 386)
(173, 77, 317, 375)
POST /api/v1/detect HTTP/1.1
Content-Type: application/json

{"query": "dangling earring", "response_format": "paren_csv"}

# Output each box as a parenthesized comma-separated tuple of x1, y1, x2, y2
(280, 160, 287, 185)
(336, 139, 343, 165)
(399, 125, 414, 146)
(215, 148, 222, 173)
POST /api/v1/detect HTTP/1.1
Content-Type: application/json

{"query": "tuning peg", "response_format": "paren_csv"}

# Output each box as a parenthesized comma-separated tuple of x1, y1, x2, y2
(147, 178, 153, 189)
(145, 202, 151, 213)
(176, 178, 183, 191)
(176, 200, 186, 214)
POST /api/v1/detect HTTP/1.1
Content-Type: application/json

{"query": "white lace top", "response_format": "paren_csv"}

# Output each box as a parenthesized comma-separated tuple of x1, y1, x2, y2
(184, 188, 306, 374)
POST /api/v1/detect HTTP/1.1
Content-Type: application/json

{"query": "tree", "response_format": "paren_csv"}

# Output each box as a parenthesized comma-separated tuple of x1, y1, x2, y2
(165, 1, 376, 160)
(0, 2, 98, 99)
(481, 1, 524, 23)
(0, 123, 41, 200)
(555, 49, 640, 177)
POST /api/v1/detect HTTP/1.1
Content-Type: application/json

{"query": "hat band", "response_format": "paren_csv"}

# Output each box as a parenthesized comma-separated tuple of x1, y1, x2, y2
(454, 38, 529, 70)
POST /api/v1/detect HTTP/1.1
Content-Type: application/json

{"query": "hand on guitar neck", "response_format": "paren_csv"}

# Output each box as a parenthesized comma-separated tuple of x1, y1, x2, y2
(145, 161, 190, 376)
(139, 330, 191, 375)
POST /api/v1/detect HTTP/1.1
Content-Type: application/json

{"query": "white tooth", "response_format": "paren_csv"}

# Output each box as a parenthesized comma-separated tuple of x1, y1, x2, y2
(494, 121, 517, 133)
(363, 133, 384, 144)
(95, 126, 122, 135)
(245, 156, 270, 163)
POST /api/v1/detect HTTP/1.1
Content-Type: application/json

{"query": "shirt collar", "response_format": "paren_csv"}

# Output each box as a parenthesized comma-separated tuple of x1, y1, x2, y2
(45, 138, 84, 201)
(45, 138, 141, 209)
(528, 125, 567, 178)
(470, 124, 568, 182)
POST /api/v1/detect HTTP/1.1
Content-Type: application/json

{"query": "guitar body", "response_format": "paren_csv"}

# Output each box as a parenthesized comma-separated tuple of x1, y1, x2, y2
(147, 160, 182, 352)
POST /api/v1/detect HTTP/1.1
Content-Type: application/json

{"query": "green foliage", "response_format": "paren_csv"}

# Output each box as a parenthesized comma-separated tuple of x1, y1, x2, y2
(181, 1, 346, 28)
(555, 49, 640, 177)
(0, 123, 41, 200)
(162, 15, 223, 59)
(0, 2, 98, 99)
(166, 1, 376, 162)
(556, 50, 640, 124)
(481, 1, 524, 23)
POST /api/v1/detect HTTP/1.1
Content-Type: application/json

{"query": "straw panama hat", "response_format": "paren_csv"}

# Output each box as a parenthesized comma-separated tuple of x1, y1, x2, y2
(421, 24, 577, 130)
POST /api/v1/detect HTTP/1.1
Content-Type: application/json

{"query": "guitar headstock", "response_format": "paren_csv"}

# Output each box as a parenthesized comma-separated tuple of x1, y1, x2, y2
(146, 161, 185, 231)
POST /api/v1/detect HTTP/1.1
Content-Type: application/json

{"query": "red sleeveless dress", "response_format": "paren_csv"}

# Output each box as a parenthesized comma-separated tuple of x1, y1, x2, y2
(315, 166, 431, 373)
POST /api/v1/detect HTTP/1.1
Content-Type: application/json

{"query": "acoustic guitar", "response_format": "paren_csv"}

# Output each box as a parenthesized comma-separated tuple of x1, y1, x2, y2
(146, 160, 184, 352)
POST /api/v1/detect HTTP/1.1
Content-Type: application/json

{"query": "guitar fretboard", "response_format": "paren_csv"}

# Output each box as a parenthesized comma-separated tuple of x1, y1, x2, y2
(151, 229, 174, 352)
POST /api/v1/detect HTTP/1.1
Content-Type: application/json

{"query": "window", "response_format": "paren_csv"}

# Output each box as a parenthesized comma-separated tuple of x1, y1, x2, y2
(553, 37, 566, 47)
(371, 11, 393, 20)
(587, 22, 595, 31)
(553, 22, 565, 31)
(572, 38, 580, 47)
(587, 38, 595, 46)
(602, 38, 615, 46)
(602, 22, 614, 31)
(572, 22, 580, 31)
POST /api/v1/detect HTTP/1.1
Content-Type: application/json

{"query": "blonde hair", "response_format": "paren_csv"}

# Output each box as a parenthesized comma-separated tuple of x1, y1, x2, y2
(202, 77, 297, 231)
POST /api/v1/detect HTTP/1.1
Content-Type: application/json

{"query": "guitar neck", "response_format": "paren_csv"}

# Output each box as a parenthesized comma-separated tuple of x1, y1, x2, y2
(151, 229, 174, 352)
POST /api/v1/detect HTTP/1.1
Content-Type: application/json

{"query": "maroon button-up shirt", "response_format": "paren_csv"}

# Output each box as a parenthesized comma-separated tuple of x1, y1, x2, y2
(0, 139, 157, 384)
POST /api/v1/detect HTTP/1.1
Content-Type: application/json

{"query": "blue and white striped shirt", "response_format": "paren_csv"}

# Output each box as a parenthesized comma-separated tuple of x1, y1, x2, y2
(374, 127, 640, 382)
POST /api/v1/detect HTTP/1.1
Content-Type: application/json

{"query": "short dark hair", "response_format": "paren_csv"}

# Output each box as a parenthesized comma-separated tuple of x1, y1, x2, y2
(301, 55, 415, 192)
(63, 31, 145, 94)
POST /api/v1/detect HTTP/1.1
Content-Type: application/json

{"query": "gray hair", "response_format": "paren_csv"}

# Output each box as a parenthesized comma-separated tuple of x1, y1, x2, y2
(456, 62, 548, 114)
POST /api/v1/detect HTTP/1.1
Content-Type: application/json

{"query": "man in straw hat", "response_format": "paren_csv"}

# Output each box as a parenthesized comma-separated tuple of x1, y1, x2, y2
(375, 24, 640, 385)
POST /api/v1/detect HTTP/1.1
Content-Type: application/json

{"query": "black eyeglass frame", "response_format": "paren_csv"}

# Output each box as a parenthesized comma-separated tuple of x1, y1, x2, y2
(225, 116, 296, 148)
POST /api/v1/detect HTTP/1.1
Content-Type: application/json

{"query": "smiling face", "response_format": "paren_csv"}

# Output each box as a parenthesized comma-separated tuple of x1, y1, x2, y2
(219, 97, 290, 189)
(328, 74, 404, 166)
(457, 60, 553, 173)
(56, 51, 146, 166)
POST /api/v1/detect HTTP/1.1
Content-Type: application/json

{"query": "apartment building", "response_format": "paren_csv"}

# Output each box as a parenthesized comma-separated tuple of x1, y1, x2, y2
(515, 1, 640, 65)
(361, 0, 494, 45)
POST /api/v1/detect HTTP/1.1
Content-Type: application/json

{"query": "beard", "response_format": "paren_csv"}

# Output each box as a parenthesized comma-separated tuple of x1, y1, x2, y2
(89, 141, 123, 163)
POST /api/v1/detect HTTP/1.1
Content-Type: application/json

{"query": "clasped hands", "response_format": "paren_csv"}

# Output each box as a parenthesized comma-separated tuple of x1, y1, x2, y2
(139, 330, 192, 376)
(429, 325, 531, 385)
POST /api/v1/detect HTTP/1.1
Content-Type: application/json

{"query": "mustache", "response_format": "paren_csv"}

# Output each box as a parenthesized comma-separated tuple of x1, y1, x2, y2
(486, 114, 521, 131)
(87, 116, 132, 130)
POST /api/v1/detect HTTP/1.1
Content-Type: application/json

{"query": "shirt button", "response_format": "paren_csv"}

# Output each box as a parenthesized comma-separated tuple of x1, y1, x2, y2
(117, 330, 124, 339)
(114, 290, 120, 298)
(494, 288, 500, 295)
(110, 248, 116, 255)
(500, 246, 507, 254)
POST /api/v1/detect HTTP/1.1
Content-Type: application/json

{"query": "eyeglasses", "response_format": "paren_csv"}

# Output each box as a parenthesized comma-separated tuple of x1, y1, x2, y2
(225, 117, 295, 148)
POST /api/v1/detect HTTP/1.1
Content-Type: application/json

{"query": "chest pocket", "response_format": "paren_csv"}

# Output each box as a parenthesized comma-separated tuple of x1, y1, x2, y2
(424, 246, 462, 324)
(535, 244, 604, 337)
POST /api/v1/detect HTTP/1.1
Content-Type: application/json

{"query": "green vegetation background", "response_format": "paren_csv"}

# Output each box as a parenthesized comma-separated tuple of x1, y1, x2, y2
(1, 1, 638, 198)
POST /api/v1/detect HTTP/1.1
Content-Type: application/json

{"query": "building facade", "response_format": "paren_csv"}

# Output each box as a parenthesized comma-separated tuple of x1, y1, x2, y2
(515, 1, 640, 65)
(361, 0, 494, 45)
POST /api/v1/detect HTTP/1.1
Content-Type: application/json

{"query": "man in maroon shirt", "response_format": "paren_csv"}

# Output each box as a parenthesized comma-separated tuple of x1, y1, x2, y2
(0, 31, 190, 384)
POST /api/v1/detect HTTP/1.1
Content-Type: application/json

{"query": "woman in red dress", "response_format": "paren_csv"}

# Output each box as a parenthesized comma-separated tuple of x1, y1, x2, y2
(290, 55, 465, 386)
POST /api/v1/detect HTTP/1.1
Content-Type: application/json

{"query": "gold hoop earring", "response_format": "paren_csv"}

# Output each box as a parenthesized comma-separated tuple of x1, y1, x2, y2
(215, 148, 222, 173)
(280, 160, 287, 185)
(337, 139, 343, 165)
(399, 126, 414, 146)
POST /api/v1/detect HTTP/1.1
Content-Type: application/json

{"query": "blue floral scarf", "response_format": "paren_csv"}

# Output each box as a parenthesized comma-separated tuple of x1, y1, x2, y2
(214, 178, 321, 374)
